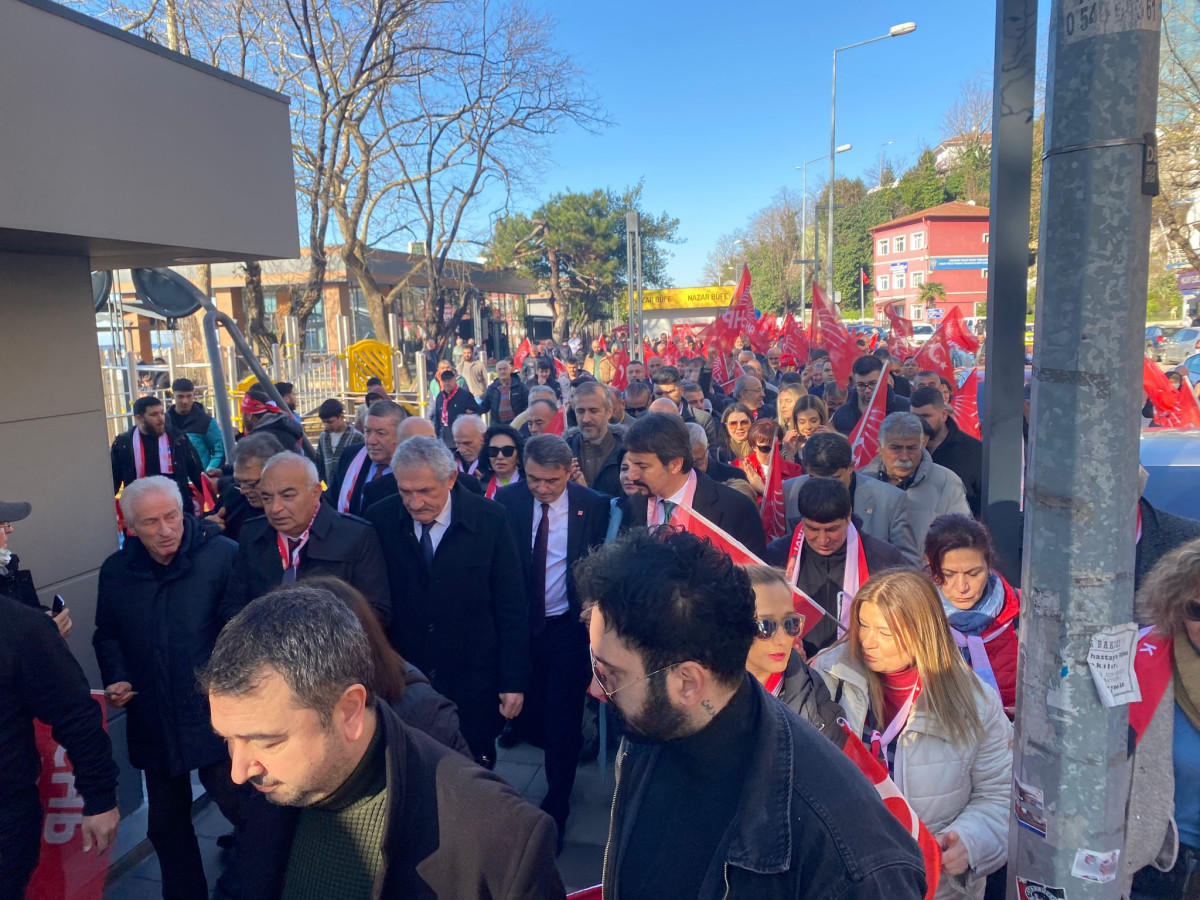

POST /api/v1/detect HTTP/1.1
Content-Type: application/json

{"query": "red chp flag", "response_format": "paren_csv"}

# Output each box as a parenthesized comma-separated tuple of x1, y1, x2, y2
(610, 344, 630, 391)
(699, 264, 757, 356)
(951, 369, 982, 439)
(660, 340, 680, 366)
(912, 326, 955, 384)
(761, 438, 788, 542)
(749, 312, 779, 353)
(545, 406, 566, 436)
(669, 505, 829, 639)
(812, 282, 858, 388)
(513, 336, 533, 371)
(848, 363, 890, 469)
(554, 357, 567, 377)
(840, 724, 942, 900)
(777, 312, 810, 362)
(712, 352, 744, 393)
(1143, 357, 1200, 428)
(884, 305, 919, 360)
(941, 307, 981, 354)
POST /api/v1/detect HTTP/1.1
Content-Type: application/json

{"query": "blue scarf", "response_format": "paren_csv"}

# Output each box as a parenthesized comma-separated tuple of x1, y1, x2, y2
(939, 572, 1005, 636)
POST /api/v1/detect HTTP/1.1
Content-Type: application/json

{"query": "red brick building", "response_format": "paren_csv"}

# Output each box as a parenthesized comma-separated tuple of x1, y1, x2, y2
(868, 201, 991, 324)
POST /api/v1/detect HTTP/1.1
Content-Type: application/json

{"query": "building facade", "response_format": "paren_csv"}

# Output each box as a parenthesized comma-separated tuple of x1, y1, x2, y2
(869, 201, 991, 324)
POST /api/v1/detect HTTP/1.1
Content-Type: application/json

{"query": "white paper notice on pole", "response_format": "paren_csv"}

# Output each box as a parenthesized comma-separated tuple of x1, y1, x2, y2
(1086, 623, 1141, 707)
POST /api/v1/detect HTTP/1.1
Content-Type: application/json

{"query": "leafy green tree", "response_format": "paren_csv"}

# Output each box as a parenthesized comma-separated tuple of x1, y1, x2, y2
(896, 149, 949, 215)
(1147, 272, 1184, 320)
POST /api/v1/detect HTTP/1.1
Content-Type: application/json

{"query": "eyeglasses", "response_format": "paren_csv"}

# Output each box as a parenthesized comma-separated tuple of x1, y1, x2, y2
(727, 420, 751, 430)
(0, 523, 12, 533)
(589, 648, 681, 700)
(627, 406, 648, 416)
(487, 445, 517, 458)
(235, 477, 261, 491)
(755, 615, 805, 640)
(854, 380, 880, 392)
(755, 444, 774, 453)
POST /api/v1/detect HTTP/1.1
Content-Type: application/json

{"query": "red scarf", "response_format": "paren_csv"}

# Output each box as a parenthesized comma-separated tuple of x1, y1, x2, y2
(872, 667, 921, 760)
(133, 430, 173, 478)
(784, 521, 869, 630)
(1129, 628, 1175, 745)
(764, 671, 784, 696)
(276, 507, 321, 574)
(440, 386, 458, 427)
(484, 469, 521, 499)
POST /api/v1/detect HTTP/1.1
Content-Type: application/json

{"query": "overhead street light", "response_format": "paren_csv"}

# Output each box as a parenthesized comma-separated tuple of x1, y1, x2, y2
(827, 23, 917, 298)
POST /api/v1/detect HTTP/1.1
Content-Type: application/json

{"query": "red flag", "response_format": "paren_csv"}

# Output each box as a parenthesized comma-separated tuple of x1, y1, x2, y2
(545, 406, 566, 436)
(698, 264, 756, 356)
(513, 336, 532, 370)
(598, 335, 607, 351)
(861, 268, 870, 286)
(777, 312, 810, 362)
(761, 437, 788, 541)
(610, 344, 630, 391)
(1143, 358, 1200, 428)
(660, 340, 680, 366)
(882, 306, 919, 360)
(643, 337, 656, 360)
(812, 283, 858, 388)
(712, 353, 744, 393)
(749, 312, 779, 353)
(840, 725, 942, 900)
(913, 328, 955, 384)
(847, 363, 890, 468)
(951, 369, 982, 439)
(554, 357, 567, 378)
(806, 300, 821, 348)
(668, 504, 829, 638)
(941, 307, 981, 354)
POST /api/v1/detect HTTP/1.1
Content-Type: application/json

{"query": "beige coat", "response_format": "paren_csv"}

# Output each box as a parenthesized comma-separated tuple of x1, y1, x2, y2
(814, 643, 1012, 899)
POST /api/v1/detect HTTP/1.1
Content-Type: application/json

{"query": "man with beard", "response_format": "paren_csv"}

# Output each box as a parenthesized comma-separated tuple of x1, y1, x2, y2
(203, 586, 564, 898)
(168, 379, 225, 474)
(909, 386, 983, 518)
(566, 382, 624, 498)
(830, 356, 910, 434)
(112, 395, 207, 509)
(577, 529, 927, 899)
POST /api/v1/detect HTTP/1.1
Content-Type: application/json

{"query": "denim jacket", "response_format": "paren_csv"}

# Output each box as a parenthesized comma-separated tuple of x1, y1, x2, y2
(602, 675, 927, 899)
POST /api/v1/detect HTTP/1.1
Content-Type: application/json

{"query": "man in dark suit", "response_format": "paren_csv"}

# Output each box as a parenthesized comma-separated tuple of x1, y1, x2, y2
(366, 437, 528, 768)
(326, 399, 405, 517)
(361, 418, 482, 512)
(494, 435, 609, 846)
(226, 453, 391, 623)
(620, 413, 767, 557)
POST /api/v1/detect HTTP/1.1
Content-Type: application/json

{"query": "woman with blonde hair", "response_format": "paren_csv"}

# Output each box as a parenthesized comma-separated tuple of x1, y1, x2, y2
(1123, 538, 1200, 898)
(784, 395, 829, 461)
(813, 569, 1011, 899)
(776, 385, 807, 461)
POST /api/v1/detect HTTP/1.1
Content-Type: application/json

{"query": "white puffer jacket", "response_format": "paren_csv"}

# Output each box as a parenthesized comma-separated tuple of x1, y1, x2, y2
(813, 643, 1012, 899)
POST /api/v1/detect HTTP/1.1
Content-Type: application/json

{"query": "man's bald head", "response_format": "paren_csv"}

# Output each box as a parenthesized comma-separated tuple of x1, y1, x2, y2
(648, 397, 681, 416)
(398, 417, 436, 441)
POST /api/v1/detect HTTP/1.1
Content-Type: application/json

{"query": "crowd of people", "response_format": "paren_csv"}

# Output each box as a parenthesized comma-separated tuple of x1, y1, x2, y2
(1, 324, 1198, 899)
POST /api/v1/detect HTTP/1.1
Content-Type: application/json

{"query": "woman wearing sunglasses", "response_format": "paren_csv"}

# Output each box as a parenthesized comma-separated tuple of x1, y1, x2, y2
(734, 419, 804, 499)
(1124, 539, 1200, 899)
(744, 565, 846, 747)
(480, 424, 524, 499)
(716, 403, 754, 464)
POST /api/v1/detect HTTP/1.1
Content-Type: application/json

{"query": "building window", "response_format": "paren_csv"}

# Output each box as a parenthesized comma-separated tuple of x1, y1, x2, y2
(982, 268, 989, 279)
(894, 272, 906, 289)
(911, 272, 925, 287)
(982, 232, 990, 243)
(877, 238, 890, 256)
(911, 231, 925, 250)
(894, 235, 906, 253)
(878, 274, 890, 291)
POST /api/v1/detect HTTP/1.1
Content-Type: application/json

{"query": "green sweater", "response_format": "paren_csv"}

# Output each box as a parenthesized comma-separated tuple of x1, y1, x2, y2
(282, 723, 389, 900)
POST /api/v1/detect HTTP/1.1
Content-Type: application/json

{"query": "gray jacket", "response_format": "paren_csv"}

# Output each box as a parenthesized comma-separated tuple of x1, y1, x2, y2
(1121, 678, 1178, 895)
(859, 451, 970, 556)
(784, 473, 921, 565)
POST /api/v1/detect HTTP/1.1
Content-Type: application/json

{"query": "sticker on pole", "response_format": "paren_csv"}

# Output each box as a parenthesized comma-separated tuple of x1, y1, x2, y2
(1087, 623, 1142, 706)
(1014, 779, 1049, 838)
(1061, 0, 1161, 45)
(1015, 879, 1066, 900)
(1071, 848, 1120, 883)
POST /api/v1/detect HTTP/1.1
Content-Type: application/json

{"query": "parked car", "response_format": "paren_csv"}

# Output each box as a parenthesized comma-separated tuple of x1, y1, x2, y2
(1161, 327, 1200, 366)
(912, 323, 935, 346)
(1146, 325, 1181, 362)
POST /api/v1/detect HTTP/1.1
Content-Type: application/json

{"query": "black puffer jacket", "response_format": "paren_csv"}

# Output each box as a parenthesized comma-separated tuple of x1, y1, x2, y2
(776, 650, 848, 749)
(93, 516, 239, 776)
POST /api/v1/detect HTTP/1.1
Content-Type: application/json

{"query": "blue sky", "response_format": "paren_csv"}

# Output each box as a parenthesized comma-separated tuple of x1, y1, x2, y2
(516, 0, 1050, 286)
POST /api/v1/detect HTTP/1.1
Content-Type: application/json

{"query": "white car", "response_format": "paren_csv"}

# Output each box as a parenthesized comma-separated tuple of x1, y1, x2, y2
(911, 323, 935, 346)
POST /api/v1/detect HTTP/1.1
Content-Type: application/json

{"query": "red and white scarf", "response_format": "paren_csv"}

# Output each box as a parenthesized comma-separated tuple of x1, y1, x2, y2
(785, 520, 868, 631)
(871, 675, 922, 762)
(276, 506, 321, 574)
(484, 469, 521, 499)
(440, 386, 458, 427)
(337, 446, 371, 514)
(764, 671, 784, 696)
(133, 430, 173, 478)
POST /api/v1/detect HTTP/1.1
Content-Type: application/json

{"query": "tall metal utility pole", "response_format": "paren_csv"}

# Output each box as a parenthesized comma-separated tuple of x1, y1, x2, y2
(625, 211, 643, 357)
(1011, 2, 1161, 898)
(980, 0, 1038, 585)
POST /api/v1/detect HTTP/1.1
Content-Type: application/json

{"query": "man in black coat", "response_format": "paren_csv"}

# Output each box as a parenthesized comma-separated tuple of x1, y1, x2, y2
(830, 355, 911, 434)
(431, 369, 483, 449)
(910, 385, 983, 518)
(620, 413, 767, 557)
(494, 435, 609, 843)
(227, 453, 391, 623)
(94, 476, 243, 899)
(366, 437, 528, 768)
(361, 418, 483, 512)
(565, 381, 625, 498)
(203, 587, 564, 900)
(764, 477, 908, 654)
(480, 358, 528, 425)
(212, 432, 287, 542)
(111, 395, 206, 509)
(326, 399, 405, 518)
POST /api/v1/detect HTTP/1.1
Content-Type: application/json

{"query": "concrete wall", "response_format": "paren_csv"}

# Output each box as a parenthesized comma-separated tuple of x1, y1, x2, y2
(0, 252, 120, 684)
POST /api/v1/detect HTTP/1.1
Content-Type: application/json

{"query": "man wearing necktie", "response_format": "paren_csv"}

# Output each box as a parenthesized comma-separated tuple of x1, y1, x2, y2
(225, 454, 391, 622)
(325, 399, 405, 517)
(367, 437, 528, 770)
(620, 413, 768, 558)
(494, 436, 609, 848)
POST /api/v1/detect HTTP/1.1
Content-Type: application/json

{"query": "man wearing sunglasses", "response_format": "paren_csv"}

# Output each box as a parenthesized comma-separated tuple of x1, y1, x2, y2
(623, 381, 652, 418)
(577, 529, 927, 900)
(765, 477, 908, 655)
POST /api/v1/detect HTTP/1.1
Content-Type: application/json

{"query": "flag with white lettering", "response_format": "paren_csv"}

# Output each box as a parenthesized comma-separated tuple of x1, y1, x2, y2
(848, 363, 890, 468)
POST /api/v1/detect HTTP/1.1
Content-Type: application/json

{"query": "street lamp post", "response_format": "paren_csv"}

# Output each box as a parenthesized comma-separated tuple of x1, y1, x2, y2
(828, 23, 916, 299)
(798, 145, 850, 312)
(878, 140, 894, 187)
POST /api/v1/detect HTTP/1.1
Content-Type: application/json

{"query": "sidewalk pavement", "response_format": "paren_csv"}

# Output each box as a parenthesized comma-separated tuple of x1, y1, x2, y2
(103, 740, 614, 898)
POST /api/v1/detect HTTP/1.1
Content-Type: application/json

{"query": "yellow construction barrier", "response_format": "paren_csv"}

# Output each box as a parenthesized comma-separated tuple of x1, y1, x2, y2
(347, 339, 394, 393)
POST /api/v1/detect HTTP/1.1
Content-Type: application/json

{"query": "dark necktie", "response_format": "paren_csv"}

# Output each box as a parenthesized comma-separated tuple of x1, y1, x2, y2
(281, 538, 300, 585)
(370, 464, 386, 482)
(530, 502, 550, 635)
(420, 522, 435, 569)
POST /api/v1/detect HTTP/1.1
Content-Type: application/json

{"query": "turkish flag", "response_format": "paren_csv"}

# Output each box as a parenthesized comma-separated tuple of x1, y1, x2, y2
(848, 363, 890, 468)
(913, 328, 955, 384)
(941, 307, 980, 354)
(840, 725, 942, 900)
(660, 340, 680, 366)
(761, 438, 788, 541)
(554, 357, 567, 378)
(610, 345, 630, 391)
(699, 264, 756, 356)
(643, 338, 656, 360)
(513, 336, 532, 371)
(545, 406, 566, 436)
(861, 268, 870, 286)
(951, 369, 982, 439)
(778, 312, 810, 361)
(812, 283, 858, 388)
(668, 505, 829, 637)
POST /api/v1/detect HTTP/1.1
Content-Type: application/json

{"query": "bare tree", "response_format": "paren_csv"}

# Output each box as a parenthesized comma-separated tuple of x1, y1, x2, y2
(1155, 0, 1200, 274)
(942, 72, 994, 141)
(701, 232, 747, 286)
